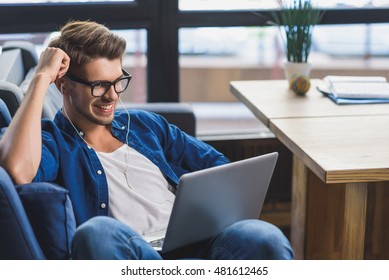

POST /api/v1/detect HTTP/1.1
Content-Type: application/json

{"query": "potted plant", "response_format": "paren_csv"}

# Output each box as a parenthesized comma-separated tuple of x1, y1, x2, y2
(273, 0, 324, 94)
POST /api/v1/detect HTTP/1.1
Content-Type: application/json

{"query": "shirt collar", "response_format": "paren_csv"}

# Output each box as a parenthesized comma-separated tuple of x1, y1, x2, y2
(54, 109, 128, 139)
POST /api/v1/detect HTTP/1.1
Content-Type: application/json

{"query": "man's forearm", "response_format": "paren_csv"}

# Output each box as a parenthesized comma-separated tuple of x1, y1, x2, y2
(0, 73, 51, 184)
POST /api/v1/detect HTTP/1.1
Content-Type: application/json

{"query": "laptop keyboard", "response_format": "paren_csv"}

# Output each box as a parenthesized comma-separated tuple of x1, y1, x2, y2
(149, 237, 165, 251)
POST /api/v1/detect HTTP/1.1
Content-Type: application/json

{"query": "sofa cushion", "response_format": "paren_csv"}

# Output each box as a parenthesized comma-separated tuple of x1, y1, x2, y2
(0, 167, 45, 259)
(16, 182, 76, 260)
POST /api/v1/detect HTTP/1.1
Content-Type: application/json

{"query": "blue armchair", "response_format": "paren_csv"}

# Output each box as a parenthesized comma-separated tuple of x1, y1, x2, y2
(0, 89, 76, 259)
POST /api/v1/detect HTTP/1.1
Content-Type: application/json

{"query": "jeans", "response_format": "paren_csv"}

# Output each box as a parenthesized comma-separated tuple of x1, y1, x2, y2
(71, 216, 294, 260)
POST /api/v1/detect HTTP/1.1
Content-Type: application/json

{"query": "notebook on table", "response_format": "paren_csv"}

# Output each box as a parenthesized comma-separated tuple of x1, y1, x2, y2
(143, 152, 278, 253)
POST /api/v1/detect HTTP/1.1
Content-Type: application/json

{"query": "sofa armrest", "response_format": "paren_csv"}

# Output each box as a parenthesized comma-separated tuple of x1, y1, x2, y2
(0, 167, 45, 260)
(0, 81, 24, 117)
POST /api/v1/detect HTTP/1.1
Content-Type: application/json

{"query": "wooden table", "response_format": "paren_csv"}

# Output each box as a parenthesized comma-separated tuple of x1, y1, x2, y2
(230, 80, 389, 259)
(230, 79, 389, 126)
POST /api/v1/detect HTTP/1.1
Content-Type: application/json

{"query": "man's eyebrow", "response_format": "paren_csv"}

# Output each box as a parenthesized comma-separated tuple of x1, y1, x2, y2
(93, 73, 124, 83)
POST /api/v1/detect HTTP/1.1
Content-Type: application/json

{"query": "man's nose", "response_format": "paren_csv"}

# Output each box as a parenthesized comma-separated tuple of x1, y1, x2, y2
(103, 85, 120, 101)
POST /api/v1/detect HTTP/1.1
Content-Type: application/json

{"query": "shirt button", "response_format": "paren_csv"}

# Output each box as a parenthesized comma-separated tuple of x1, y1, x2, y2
(100, 203, 106, 209)
(121, 126, 126, 130)
(79, 131, 84, 136)
(97, 170, 102, 175)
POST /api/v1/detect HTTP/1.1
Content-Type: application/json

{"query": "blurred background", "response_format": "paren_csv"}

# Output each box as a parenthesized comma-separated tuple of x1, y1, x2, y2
(2, 0, 389, 103)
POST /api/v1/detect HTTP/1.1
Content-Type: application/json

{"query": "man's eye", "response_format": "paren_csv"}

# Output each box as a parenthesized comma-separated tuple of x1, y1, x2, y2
(95, 82, 109, 89)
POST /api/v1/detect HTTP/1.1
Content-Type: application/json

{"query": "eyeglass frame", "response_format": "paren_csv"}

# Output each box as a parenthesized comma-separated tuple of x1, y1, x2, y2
(65, 69, 132, 97)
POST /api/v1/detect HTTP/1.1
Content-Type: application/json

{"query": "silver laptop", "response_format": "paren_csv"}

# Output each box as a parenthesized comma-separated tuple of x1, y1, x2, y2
(143, 152, 278, 253)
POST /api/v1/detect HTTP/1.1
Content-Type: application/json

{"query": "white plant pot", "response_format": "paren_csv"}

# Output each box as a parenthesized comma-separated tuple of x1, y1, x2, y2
(284, 62, 312, 87)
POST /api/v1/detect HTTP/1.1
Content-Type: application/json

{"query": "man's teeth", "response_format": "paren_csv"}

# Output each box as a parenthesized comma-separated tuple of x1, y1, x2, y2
(97, 105, 112, 109)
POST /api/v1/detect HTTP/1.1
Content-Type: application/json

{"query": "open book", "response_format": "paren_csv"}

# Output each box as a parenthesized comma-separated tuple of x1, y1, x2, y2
(319, 75, 389, 99)
(317, 75, 389, 104)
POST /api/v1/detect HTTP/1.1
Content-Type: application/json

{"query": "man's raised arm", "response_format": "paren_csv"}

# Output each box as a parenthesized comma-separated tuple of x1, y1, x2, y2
(0, 47, 70, 184)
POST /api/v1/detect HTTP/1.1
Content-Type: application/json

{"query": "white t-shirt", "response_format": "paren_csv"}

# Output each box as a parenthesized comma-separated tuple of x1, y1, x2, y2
(96, 144, 175, 237)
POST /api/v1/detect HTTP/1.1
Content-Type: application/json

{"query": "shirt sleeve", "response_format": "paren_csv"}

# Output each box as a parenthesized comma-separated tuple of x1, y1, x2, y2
(33, 130, 60, 182)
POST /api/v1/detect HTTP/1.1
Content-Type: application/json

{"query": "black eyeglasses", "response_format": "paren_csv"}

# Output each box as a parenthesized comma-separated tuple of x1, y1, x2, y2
(65, 69, 132, 97)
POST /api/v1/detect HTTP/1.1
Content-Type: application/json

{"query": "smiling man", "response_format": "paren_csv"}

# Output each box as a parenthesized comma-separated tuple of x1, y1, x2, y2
(0, 20, 293, 260)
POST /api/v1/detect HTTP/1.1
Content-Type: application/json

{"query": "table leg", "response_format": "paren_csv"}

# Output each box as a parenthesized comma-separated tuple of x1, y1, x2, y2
(290, 155, 308, 260)
(290, 157, 368, 259)
(339, 182, 389, 259)
(293, 170, 389, 259)
(363, 182, 389, 259)
(342, 183, 368, 259)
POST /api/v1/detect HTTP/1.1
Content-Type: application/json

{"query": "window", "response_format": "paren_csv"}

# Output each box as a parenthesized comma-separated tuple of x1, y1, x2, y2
(2, 1, 389, 102)
(179, 26, 279, 102)
(176, 1, 389, 102)
(179, 0, 389, 10)
(179, 0, 278, 11)
(117, 29, 147, 103)
(2, 0, 133, 3)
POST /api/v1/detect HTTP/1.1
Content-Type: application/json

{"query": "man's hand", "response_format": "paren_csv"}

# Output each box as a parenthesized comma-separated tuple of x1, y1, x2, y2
(35, 47, 70, 83)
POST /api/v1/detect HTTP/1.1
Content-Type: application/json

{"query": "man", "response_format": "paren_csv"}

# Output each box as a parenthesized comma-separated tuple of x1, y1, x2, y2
(0, 20, 293, 260)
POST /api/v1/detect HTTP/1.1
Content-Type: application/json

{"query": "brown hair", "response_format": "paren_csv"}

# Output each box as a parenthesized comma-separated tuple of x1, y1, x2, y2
(49, 20, 126, 69)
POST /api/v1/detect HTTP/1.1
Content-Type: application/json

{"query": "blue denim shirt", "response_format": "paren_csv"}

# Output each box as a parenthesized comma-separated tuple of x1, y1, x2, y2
(33, 110, 230, 226)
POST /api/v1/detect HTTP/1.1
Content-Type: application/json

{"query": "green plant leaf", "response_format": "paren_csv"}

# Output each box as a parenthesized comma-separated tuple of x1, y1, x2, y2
(272, 0, 325, 62)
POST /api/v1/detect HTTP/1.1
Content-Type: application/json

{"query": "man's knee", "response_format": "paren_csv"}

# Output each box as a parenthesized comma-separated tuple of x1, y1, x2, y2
(71, 216, 161, 260)
(241, 220, 294, 259)
(215, 219, 294, 260)
(71, 216, 130, 259)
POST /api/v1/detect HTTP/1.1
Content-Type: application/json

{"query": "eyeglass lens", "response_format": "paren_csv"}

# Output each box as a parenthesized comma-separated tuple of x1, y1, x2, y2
(92, 78, 130, 97)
